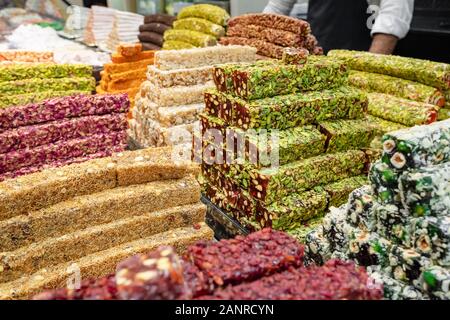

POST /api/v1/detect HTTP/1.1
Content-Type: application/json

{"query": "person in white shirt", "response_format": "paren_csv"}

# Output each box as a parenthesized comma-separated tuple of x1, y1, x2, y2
(264, 0, 414, 54)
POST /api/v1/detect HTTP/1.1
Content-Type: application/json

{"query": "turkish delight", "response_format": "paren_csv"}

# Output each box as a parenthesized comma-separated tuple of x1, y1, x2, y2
(0, 94, 129, 132)
(388, 245, 432, 282)
(349, 71, 446, 107)
(144, 14, 176, 26)
(173, 18, 225, 38)
(164, 29, 217, 47)
(139, 23, 172, 35)
(162, 40, 195, 50)
(420, 266, 450, 299)
(111, 51, 154, 64)
(249, 150, 366, 204)
(318, 118, 379, 153)
(147, 65, 213, 87)
(227, 13, 310, 37)
(439, 108, 450, 121)
(287, 216, 324, 243)
(321, 207, 349, 251)
(380, 119, 450, 170)
(232, 58, 348, 100)
(323, 176, 368, 208)
(104, 59, 154, 74)
(154, 45, 257, 71)
(230, 86, 368, 130)
(117, 43, 143, 57)
(368, 93, 439, 126)
(177, 4, 230, 26)
(143, 81, 214, 107)
(347, 230, 392, 267)
(0, 64, 92, 82)
(0, 113, 127, 154)
(346, 186, 376, 231)
(138, 31, 164, 47)
(0, 90, 91, 109)
(0, 50, 53, 63)
(0, 77, 96, 95)
(328, 50, 450, 91)
(369, 270, 428, 300)
(366, 115, 407, 135)
(156, 104, 204, 126)
(219, 36, 287, 59)
(282, 47, 309, 65)
(142, 42, 162, 51)
(369, 161, 401, 202)
(304, 228, 332, 266)
(375, 204, 408, 241)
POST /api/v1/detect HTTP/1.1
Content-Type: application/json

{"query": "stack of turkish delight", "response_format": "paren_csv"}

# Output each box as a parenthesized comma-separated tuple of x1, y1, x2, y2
(0, 94, 130, 181)
(34, 229, 383, 300)
(98, 44, 154, 112)
(0, 146, 213, 299)
(305, 119, 450, 300)
(106, 10, 144, 52)
(0, 63, 95, 109)
(220, 13, 323, 59)
(129, 45, 258, 147)
(83, 5, 116, 47)
(329, 50, 450, 130)
(163, 4, 229, 50)
(197, 52, 382, 237)
(138, 14, 176, 51)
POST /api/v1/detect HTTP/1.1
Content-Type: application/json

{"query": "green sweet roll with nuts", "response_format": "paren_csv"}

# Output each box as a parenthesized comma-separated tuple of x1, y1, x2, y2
(0, 64, 93, 82)
(381, 119, 450, 170)
(420, 266, 450, 299)
(368, 93, 439, 127)
(318, 118, 380, 153)
(0, 90, 91, 109)
(162, 40, 196, 50)
(173, 17, 225, 38)
(347, 230, 392, 267)
(163, 29, 217, 47)
(282, 47, 309, 66)
(369, 161, 402, 205)
(387, 245, 432, 283)
(177, 4, 230, 26)
(249, 150, 366, 205)
(231, 86, 368, 131)
(232, 58, 349, 100)
(349, 70, 446, 107)
(0, 77, 96, 95)
(328, 50, 450, 91)
(322, 175, 368, 208)
(256, 189, 329, 231)
(398, 162, 450, 217)
(287, 216, 324, 244)
(366, 115, 407, 135)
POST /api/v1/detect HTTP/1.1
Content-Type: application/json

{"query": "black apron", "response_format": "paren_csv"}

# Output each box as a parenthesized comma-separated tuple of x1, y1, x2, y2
(308, 0, 373, 53)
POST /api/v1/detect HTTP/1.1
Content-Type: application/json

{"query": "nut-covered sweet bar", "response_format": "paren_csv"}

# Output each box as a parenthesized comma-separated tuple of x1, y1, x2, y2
(0, 113, 127, 154)
(369, 161, 402, 204)
(249, 150, 366, 204)
(318, 118, 380, 153)
(201, 260, 382, 300)
(156, 104, 204, 127)
(369, 270, 428, 300)
(177, 4, 230, 26)
(347, 230, 392, 267)
(328, 50, 450, 91)
(381, 119, 450, 170)
(282, 47, 309, 65)
(349, 71, 446, 107)
(420, 266, 450, 299)
(323, 176, 368, 208)
(304, 228, 332, 266)
(154, 45, 257, 71)
(345, 186, 376, 231)
(219, 36, 287, 59)
(173, 17, 225, 38)
(0, 131, 127, 175)
(368, 93, 439, 126)
(227, 13, 310, 37)
(163, 29, 217, 47)
(162, 40, 196, 50)
(0, 90, 91, 109)
(0, 64, 92, 82)
(0, 94, 129, 133)
(230, 86, 368, 130)
(0, 77, 96, 95)
(232, 58, 348, 100)
(374, 204, 407, 240)
(366, 115, 407, 135)
(287, 216, 324, 243)
(147, 65, 213, 88)
(387, 245, 432, 282)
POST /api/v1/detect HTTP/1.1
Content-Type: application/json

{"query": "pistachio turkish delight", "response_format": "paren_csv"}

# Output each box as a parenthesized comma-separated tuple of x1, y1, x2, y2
(173, 17, 225, 38)
(368, 93, 439, 126)
(287, 216, 324, 243)
(381, 119, 450, 170)
(439, 108, 450, 121)
(232, 58, 348, 100)
(0, 90, 91, 109)
(366, 115, 407, 135)
(0, 64, 92, 82)
(349, 71, 446, 107)
(0, 77, 96, 95)
(282, 47, 309, 66)
(147, 65, 213, 88)
(227, 13, 311, 37)
(420, 266, 450, 299)
(177, 4, 230, 26)
(249, 150, 366, 204)
(328, 50, 450, 91)
(162, 40, 196, 50)
(323, 176, 368, 208)
(164, 29, 217, 47)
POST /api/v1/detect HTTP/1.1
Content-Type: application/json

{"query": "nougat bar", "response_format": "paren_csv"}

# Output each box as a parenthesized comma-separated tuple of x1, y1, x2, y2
(157, 104, 204, 126)
(0, 131, 127, 175)
(0, 113, 127, 154)
(219, 36, 286, 59)
(232, 58, 348, 100)
(282, 47, 309, 66)
(0, 64, 92, 82)
(318, 118, 380, 153)
(0, 176, 200, 252)
(249, 150, 366, 204)
(0, 90, 91, 109)
(173, 17, 225, 38)
(381, 119, 450, 170)
(164, 29, 217, 47)
(230, 86, 368, 130)
(368, 93, 439, 126)
(227, 13, 310, 36)
(177, 4, 230, 26)
(323, 176, 368, 208)
(349, 70, 446, 107)
(329, 50, 450, 91)
(154, 45, 257, 71)
(143, 81, 214, 107)
(147, 64, 213, 87)
(0, 77, 96, 95)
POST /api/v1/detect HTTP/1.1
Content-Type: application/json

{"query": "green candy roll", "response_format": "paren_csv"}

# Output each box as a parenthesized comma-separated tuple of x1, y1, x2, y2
(438, 108, 450, 121)
(323, 175, 368, 208)
(173, 17, 225, 38)
(177, 4, 230, 26)
(162, 40, 196, 50)
(163, 29, 217, 47)
(0, 90, 91, 109)
(0, 64, 92, 82)
(366, 115, 407, 135)
(287, 216, 324, 243)
(0, 77, 95, 96)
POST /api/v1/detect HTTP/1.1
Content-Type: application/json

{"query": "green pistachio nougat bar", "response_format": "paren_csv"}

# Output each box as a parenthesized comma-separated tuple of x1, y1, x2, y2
(0, 77, 96, 95)
(232, 58, 349, 100)
(323, 176, 368, 208)
(0, 64, 93, 82)
(349, 70, 446, 107)
(249, 150, 366, 205)
(0, 90, 91, 109)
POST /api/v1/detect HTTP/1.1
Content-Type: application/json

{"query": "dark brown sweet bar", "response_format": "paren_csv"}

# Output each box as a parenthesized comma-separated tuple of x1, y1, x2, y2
(144, 14, 176, 26)
(138, 31, 164, 47)
(141, 42, 162, 51)
(139, 22, 172, 35)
